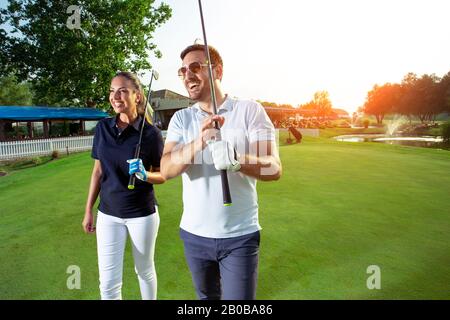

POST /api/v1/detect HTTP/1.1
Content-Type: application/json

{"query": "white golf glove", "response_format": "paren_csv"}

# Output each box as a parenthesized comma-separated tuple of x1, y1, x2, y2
(208, 140, 241, 172)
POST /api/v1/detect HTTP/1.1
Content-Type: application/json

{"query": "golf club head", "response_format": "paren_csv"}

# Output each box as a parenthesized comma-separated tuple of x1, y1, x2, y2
(194, 38, 204, 45)
(152, 70, 159, 81)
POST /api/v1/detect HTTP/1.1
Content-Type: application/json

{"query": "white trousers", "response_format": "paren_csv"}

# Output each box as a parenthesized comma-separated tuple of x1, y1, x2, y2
(96, 209, 160, 300)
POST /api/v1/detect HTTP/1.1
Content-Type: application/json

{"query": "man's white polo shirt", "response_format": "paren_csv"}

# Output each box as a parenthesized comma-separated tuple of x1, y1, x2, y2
(165, 95, 275, 238)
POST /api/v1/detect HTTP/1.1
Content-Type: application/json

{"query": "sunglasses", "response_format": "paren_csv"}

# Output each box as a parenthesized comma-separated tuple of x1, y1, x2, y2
(177, 61, 214, 78)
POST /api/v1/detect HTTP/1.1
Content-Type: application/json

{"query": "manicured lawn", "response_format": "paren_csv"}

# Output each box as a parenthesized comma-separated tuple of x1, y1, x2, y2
(1, 137, 449, 299)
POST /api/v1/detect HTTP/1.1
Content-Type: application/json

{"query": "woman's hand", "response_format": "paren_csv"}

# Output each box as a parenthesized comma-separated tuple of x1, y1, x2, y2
(82, 210, 96, 234)
(127, 158, 147, 181)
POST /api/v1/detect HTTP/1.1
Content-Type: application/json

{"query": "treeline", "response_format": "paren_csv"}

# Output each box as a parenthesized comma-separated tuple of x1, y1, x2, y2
(258, 101, 295, 109)
(259, 91, 334, 120)
(363, 72, 450, 124)
(0, 0, 172, 108)
(297, 91, 333, 119)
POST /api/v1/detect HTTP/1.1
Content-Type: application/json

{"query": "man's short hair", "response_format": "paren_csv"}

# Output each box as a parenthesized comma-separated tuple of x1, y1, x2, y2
(180, 44, 223, 67)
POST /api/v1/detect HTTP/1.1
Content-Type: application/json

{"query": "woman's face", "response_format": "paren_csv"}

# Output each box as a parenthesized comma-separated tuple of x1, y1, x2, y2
(109, 76, 141, 115)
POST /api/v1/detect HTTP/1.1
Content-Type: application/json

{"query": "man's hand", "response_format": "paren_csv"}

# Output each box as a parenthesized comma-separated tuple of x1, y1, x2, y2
(208, 140, 241, 172)
(196, 115, 225, 150)
(127, 158, 148, 181)
(160, 114, 226, 180)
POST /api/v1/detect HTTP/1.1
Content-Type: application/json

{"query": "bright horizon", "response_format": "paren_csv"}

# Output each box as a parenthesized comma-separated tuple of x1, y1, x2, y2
(146, 0, 450, 114)
(1, 0, 449, 114)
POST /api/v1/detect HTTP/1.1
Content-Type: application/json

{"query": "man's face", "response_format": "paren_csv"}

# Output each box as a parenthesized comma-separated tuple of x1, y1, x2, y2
(180, 50, 211, 101)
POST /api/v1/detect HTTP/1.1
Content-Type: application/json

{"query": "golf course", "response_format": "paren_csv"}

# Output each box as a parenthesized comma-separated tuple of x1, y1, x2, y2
(1, 133, 449, 299)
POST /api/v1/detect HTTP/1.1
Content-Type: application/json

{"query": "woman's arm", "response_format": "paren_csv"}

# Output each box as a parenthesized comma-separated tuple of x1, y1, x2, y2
(82, 160, 102, 234)
(145, 166, 165, 184)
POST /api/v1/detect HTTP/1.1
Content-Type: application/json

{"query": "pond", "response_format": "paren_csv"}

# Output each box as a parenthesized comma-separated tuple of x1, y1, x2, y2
(334, 134, 443, 148)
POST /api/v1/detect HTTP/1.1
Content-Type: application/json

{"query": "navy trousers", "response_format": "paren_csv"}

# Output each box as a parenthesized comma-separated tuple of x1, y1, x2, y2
(179, 228, 260, 300)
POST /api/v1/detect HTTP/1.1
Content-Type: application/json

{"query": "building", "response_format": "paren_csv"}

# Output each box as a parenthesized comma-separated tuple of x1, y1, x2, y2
(150, 90, 194, 129)
(0, 106, 108, 141)
(263, 106, 298, 123)
(331, 108, 351, 119)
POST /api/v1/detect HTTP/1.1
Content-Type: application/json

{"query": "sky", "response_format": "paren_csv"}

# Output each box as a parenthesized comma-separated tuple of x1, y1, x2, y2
(146, 0, 450, 113)
(1, 0, 449, 113)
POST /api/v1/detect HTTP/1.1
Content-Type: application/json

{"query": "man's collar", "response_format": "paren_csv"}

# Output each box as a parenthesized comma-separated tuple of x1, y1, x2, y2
(194, 94, 234, 114)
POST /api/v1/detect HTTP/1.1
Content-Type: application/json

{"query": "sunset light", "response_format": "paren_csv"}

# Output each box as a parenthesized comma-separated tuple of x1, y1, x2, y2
(150, 0, 450, 113)
(1, 0, 450, 302)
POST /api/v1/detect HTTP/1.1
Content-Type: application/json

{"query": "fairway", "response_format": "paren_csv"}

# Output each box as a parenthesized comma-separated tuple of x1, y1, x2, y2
(1, 137, 449, 299)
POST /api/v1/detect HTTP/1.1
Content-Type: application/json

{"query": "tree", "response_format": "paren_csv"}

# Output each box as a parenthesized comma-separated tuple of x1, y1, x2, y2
(0, 0, 171, 108)
(312, 91, 333, 119)
(424, 73, 447, 122)
(278, 103, 294, 109)
(363, 83, 400, 124)
(438, 71, 450, 113)
(298, 101, 316, 110)
(0, 10, 8, 75)
(298, 91, 333, 119)
(258, 101, 279, 108)
(0, 74, 33, 105)
(397, 73, 443, 123)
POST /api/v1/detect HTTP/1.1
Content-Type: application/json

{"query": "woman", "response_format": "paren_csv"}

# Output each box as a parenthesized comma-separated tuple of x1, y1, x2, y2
(82, 71, 165, 300)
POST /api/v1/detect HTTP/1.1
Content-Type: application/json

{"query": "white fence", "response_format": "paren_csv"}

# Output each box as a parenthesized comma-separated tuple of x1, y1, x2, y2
(0, 136, 94, 161)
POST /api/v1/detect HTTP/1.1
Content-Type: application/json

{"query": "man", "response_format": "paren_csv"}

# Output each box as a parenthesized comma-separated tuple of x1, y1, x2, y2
(160, 44, 282, 300)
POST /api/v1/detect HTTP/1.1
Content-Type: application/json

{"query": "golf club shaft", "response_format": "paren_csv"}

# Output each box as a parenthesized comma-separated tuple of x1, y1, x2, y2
(198, 0, 232, 206)
(128, 71, 155, 189)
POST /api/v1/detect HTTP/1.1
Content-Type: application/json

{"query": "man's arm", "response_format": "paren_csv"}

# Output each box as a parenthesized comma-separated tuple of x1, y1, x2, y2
(160, 139, 202, 180)
(239, 140, 282, 181)
(160, 115, 224, 180)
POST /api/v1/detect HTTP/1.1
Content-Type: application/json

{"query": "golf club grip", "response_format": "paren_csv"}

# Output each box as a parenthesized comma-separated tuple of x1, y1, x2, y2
(128, 147, 140, 190)
(220, 169, 232, 206)
(128, 174, 136, 190)
(213, 118, 231, 205)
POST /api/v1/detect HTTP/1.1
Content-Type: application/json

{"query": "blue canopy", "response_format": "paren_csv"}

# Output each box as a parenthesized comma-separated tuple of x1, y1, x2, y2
(0, 106, 109, 121)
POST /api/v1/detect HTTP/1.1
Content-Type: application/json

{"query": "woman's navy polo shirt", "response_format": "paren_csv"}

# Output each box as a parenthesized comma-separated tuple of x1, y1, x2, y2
(92, 116, 163, 218)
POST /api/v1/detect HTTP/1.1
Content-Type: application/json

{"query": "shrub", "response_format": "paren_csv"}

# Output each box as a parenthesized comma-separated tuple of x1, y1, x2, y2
(11, 159, 34, 169)
(363, 119, 370, 129)
(338, 120, 351, 128)
(31, 157, 42, 165)
(442, 121, 450, 144)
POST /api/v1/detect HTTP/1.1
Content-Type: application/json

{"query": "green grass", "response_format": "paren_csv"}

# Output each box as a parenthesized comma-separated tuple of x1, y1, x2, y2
(317, 127, 386, 139)
(1, 138, 449, 299)
(0, 156, 53, 174)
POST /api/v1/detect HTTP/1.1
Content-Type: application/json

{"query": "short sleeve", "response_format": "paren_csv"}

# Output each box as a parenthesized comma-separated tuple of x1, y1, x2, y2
(91, 121, 101, 159)
(165, 111, 184, 144)
(248, 102, 275, 143)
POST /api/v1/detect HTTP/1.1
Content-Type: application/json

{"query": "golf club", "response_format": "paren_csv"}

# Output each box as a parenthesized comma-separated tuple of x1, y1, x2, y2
(128, 69, 159, 190)
(197, 0, 232, 206)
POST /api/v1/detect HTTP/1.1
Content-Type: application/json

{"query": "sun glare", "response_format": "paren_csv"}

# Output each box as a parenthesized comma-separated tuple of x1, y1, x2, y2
(138, 0, 450, 114)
